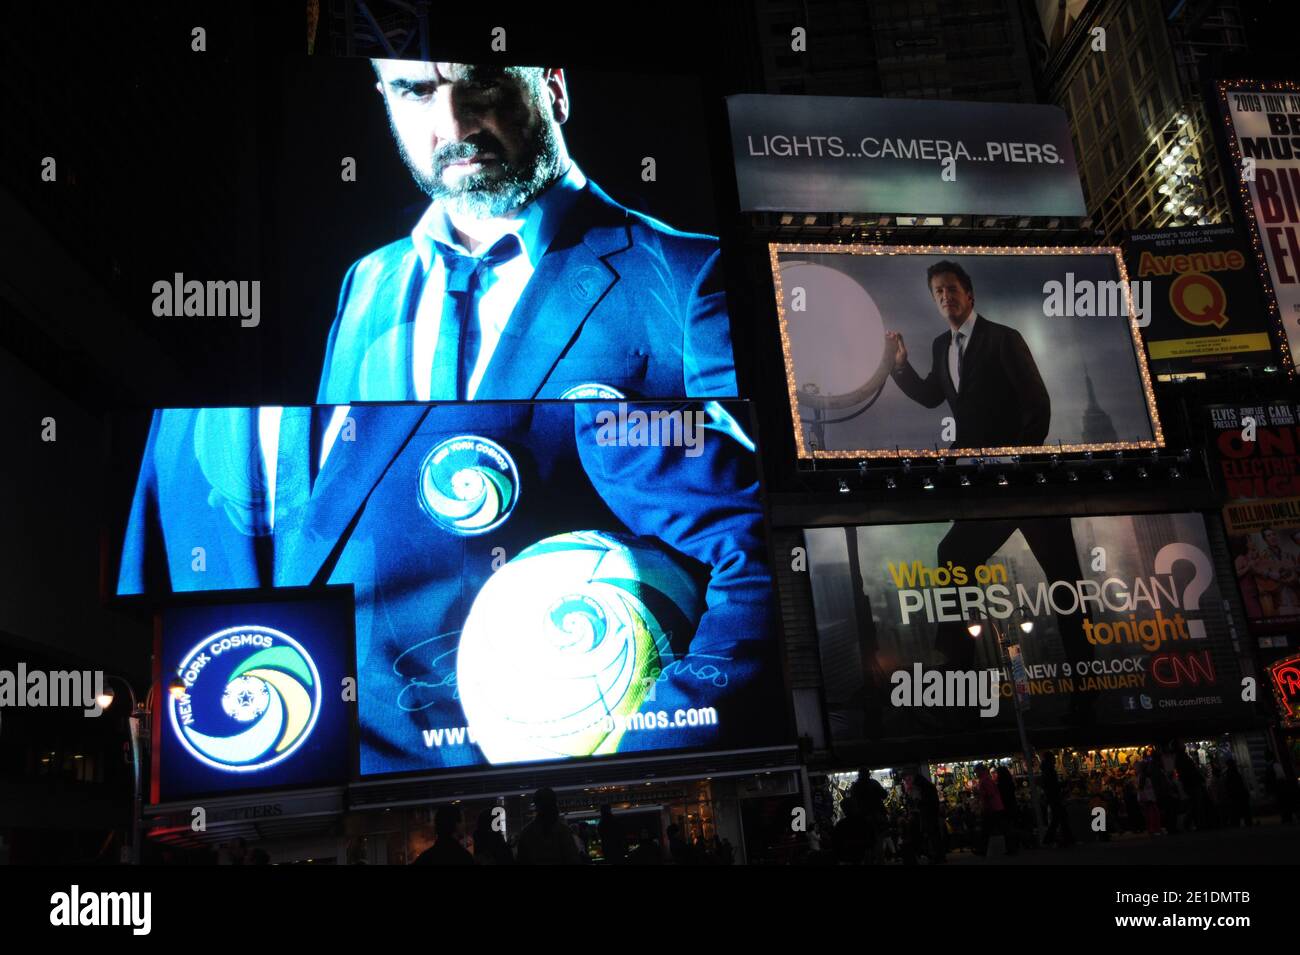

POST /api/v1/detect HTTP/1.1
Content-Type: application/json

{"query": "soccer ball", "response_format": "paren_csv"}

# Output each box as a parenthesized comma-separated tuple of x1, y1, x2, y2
(221, 675, 270, 723)
(456, 531, 703, 763)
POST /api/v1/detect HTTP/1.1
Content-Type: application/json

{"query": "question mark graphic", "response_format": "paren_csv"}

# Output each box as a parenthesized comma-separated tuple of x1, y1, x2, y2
(1154, 543, 1212, 639)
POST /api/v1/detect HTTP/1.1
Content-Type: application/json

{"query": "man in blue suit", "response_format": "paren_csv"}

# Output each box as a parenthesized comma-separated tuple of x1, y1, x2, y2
(118, 402, 781, 773)
(317, 60, 737, 403)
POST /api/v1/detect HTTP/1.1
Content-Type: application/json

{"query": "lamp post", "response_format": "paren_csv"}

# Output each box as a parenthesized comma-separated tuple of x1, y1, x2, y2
(966, 610, 1045, 836)
(97, 675, 150, 865)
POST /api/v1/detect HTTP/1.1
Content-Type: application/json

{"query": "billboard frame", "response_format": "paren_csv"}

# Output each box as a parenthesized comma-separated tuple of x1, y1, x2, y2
(1214, 79, 1300, 377)
(769, 242, 1164, 460)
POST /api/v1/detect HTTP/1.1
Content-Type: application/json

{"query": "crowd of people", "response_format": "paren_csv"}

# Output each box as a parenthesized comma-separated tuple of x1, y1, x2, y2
(410, 788, 737, 865)
(826, 740, 1296, 864)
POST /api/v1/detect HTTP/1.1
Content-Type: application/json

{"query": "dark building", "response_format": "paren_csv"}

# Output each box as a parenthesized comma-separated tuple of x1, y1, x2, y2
(747, 0, 1041, 102)
(1035, 0, 1247, 242)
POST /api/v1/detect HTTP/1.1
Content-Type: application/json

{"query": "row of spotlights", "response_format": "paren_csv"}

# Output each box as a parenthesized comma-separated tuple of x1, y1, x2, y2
(835, 465, 1183, 492)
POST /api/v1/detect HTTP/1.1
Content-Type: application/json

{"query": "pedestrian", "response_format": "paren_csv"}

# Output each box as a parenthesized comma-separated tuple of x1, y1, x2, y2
(597, 804, 627, 865)
(994, 764, 1020, 854)
(570, 823, 592, 863)
(471, 807, 515, 865)
(717, 837, 735, 865)
(854, 775, 889, 863)
(1174, 741, 1208, 831)
(1041, 751, 1073, 847)
(628, 827, 663, 865)
(515, 787, 583, 865)
(412, 804, 473, 865)
(911, 771, 946, 863)
(1123, 775, 1144, 833)
(1224, 759, 1253, 828)
(1206, 761, 1225, 828)
(832, 795, 868, 864)
(1064, 780, 1091, 842)
(973, 763, 1004, 856)
(666, 824, 694, 865)
(1156, 745, 1181, 834)
(1138, 763, 1163, 836)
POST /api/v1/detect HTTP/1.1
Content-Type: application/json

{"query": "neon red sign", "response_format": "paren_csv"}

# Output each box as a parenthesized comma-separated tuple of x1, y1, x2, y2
(1268, 653, 1300, 728)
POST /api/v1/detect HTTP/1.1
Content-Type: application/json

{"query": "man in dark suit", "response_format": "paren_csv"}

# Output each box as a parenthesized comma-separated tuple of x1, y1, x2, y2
(317, 59, 736, 403)
(885, 260, 1050, 450)
(118, 401, 780, 772)
(883, 264, 1091, 717)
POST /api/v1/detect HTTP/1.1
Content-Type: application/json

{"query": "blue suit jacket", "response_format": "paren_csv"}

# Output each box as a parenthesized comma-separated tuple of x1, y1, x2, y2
(118, 402, 781, 774)
(316, 182, 738, 403)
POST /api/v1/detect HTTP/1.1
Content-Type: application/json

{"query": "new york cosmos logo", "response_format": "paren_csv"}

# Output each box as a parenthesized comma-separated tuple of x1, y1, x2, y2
(417, 434, 520, 536)
(169, 626, 321, 773)
(558, 383, 625, 400)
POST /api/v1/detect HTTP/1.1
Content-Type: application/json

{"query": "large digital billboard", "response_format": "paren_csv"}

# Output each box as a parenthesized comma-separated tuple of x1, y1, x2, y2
(727, 94, 1086, 216)
(771, 245, 1161, 459)
(117, 401, 786, 775)
(804, 513, 1253, 746)
(1219, 81, 1300, 372)
(154, 591, 355, 803)
(278, 58, 738, 404)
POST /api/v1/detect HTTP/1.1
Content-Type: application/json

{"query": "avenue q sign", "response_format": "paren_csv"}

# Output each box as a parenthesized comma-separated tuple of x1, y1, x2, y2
(727, 94, 1086, 217)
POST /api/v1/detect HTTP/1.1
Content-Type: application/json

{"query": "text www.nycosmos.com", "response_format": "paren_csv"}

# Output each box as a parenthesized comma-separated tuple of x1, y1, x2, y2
(421, 707, 719, 748)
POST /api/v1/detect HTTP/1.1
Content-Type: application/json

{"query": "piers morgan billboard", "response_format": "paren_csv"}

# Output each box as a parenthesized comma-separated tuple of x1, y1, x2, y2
(726, 94, 1086, 216)
(803, 513, 1253, 746)
(770, 244, 1161, 459)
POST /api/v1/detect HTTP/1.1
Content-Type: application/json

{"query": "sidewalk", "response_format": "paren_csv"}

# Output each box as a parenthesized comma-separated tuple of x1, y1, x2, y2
(947, 817, 1300, 865)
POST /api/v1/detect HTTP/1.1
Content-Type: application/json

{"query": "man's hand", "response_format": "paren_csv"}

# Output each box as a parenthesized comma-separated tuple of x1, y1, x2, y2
(885, 331, 907, 370)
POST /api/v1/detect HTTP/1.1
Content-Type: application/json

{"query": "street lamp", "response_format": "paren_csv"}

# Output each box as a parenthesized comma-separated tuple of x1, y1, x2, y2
(966, 610, 1045, 836)
(98, 675, 153, 865)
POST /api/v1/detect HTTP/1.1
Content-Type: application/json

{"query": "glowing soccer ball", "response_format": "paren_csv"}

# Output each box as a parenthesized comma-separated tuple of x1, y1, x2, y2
(221, 675, 270, 723)
(457, 531, 703, 764)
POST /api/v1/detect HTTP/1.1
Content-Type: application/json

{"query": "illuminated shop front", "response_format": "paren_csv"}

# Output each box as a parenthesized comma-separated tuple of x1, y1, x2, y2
(817, 732, 1258, 858)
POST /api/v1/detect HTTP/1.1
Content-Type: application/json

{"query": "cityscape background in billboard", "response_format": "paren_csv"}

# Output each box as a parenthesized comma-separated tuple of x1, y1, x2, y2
(118, 401, 787, 776)
(804, 513, 1254, 748)
(727, 94, 1086, 216)
(772, 245, 1161, 459)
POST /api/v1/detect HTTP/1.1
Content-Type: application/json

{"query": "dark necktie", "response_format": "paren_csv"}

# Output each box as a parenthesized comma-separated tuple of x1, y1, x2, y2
(272, 406, 330, 548)
(429, 235, 521, 401)
(953, 330, 966, 392)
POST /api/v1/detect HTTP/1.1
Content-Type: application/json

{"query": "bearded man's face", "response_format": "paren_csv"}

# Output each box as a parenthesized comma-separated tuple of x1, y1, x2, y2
(373, 60, 565, 218)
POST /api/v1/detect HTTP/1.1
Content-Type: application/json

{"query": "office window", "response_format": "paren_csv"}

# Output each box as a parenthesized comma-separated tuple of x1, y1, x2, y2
(1128, 44, 1147, 86)
(1086, 55, 1103, 89)
(1103, 135, 1122, 176)
(1095, 88, 1114, 128)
